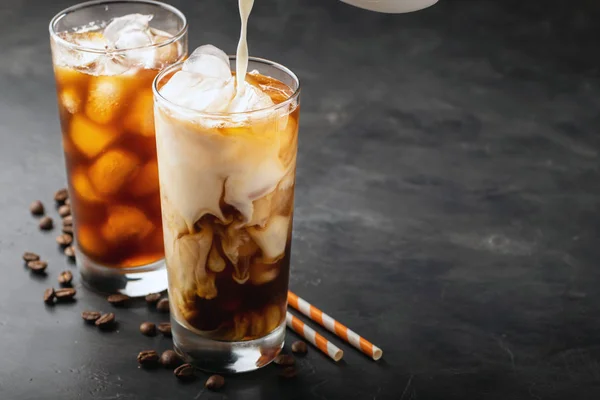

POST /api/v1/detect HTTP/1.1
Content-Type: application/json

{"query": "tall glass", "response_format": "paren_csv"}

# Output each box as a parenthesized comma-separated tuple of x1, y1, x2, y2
(153, 58, 301, 373)
(49, 1, 187, 296)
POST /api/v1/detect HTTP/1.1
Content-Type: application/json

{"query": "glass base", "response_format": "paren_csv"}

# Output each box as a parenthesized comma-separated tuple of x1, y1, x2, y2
(172, 317, 285, 374)
(77, 251, 167, 297)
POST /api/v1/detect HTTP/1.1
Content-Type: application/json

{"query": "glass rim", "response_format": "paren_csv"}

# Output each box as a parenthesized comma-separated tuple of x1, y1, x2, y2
(49, 0, 188, 55)
(152, 56, 301, 118)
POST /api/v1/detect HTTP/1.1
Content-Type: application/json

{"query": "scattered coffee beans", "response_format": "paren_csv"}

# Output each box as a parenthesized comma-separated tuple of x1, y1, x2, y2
(140, 322, 157, 336)
(55, 287, 76, 301)
(30, 200, 44, 215)
(62, 215, 73, 226)
(62, 224, 73, 234)
(156, 298, 170, 313)
(58, 270, 73, 285)
(64, 246, 75, 258)
(43, 288, 55, 304)
(95, 313, 115, 329)
(157, 322, 172, 337)
(54, 188, 68, 204)
(22, 252, 40, 262)
(205, 375, 225, 390)
(28, 260, 48, 273)
(58, 205, 71, 217)
(274, 354, 295, 366)
(107, 294, 130, 307)
(39, 216, 53, 230)
(174, 364, 195, 381)
(81, 311, 101, 323)
(137, 350, 159, 368)
(145, 293, 161, 305)
(159, 350, 181, 368)
(56, 234, 73, 247)
(291, 340, 308, 354)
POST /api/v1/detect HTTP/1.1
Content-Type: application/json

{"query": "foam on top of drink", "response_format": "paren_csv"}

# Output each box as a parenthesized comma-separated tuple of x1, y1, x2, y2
(159, 45, 274, 114)
(53, 13, 178, 75)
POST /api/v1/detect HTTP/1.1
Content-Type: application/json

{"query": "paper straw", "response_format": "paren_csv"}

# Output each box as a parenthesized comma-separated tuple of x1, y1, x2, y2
(288, 291, 383, 361)
(285, 312, 343, 362)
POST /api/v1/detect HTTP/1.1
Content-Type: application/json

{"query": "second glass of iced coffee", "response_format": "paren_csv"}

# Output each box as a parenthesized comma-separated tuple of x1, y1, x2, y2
(49, 1, 187, 296)
(153, 46, 300, 373)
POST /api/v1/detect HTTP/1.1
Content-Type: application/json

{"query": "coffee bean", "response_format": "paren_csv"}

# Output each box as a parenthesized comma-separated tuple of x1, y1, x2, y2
(81, 311, 101, 323)
(62, 215, 73, 226)
(107, 294, 130, 307)
(95, 313, 115, 329)
(30, 200, 44, 216)
(23, 252, 40, 262)
(55, 287, 76, 301)
(159, 350, 181, 368)
(140, 322, 157, 336)
(43, 288, 55, 304)
(205, 375, 225, 390)
(62, 224, 73, 234)
(279, 366, 297, 379)
(64, 198, 70, 206)
(58, 205, 71, 217)
(174, 364, 195, 381)
(274, 354, 295, 366)
(54, 188, 68, 204)
(39, 216, 53, 230)
(137, 350, 159, 367)
(145, 293, 161, 305)
(156, 298, 170, 313)
(64, 246, 75, 258)
(58, 270, 73, 285)
(56, 234, 73, 247)
(157, 322, 172, 337)
(28, 260, 48, 273)
(291, 341, 308, 354)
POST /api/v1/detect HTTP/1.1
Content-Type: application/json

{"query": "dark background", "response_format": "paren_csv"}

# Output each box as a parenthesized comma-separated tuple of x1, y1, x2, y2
(1, 0, 600, 399)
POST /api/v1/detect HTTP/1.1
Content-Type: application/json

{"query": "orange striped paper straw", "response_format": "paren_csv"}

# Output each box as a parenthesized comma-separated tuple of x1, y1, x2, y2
(288, 291, 383, 360)
(285, 312, 344, 362)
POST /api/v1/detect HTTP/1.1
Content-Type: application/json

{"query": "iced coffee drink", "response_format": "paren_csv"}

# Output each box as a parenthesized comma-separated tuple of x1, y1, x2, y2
(49, 1, 187, 295)
(153, 45, 300, 372)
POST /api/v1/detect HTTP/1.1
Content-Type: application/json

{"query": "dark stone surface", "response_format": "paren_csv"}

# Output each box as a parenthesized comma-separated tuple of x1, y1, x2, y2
(1, 0, 600, 398)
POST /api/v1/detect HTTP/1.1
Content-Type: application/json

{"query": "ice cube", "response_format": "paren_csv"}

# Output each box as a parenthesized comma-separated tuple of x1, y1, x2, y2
(71, 167, 103, 203)
(247, 215, 290, 262)
(103, 14, 153, 43)
(224, 157, 286, 222)
(207, 245, 226, 273)
(52, 32, 108, 69)
(233, 313, 250, 340)
(160, 71, 235, 113)
(159, 45, 275, 113)
(124, 89, 155, 137)
(129, 160, 159, 197)
(183, 45, 231, 79)
(151, 29, 183, 66)
(88, 149, 141, 195)
(249, 260, 280, 285)
(173, 225, 217, 300)
(228, 83, 275, 113)
(278, 113, 299, 168)
(101, 205, 154, 244)
(69, 115, 118, 158)
(103, 14, 156, 68)
(264, 304, 282, 333)
(59, 87, 82, 114)
(85, 75, 135, 124)
(77, 225, 108, 257)
(53, 65, 90, 88)
(249, 312, 265, 337)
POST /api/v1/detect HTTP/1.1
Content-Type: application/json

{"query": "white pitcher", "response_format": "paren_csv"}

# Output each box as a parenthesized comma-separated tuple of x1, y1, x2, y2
(341, 0, 438, 13)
